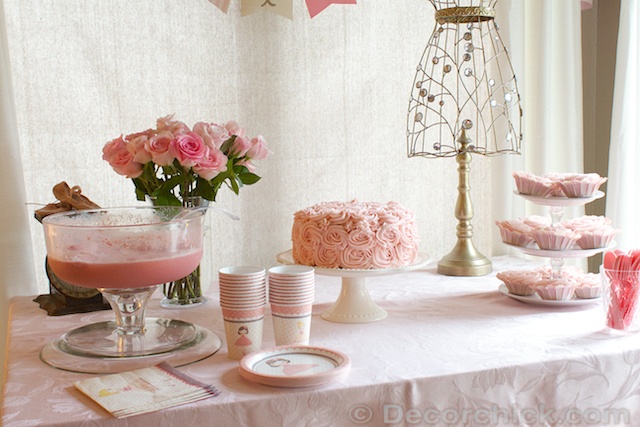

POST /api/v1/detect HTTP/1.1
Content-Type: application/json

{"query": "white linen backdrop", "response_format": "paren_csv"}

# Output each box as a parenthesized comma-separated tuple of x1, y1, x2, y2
(606, 0, 640, 251)
(0, 0, 584, 392)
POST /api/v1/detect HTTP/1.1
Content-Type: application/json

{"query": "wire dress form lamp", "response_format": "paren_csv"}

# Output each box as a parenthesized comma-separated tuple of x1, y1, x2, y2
(407, 0, 522, 276)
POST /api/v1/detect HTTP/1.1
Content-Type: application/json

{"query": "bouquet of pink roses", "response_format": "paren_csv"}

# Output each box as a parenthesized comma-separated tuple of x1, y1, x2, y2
(102, 114, 270, 206)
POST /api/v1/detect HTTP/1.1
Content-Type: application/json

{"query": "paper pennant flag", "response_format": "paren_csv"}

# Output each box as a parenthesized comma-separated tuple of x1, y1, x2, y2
(208, 0, 231, 13)
(241, 0, 293, 19)
(305, 0, 357, 18)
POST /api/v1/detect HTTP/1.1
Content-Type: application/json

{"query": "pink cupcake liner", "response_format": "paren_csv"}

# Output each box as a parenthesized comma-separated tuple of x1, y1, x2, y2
(557, 176, 607, 198)
(532, 228, 580, 250)
(513, 172, 555, 197)
(574, 285, 602, 299)
(533, 279, 577, 300)
(498, 228, 535, 247)
(504, 282, 535, 296)
(576, 229, 619, 249)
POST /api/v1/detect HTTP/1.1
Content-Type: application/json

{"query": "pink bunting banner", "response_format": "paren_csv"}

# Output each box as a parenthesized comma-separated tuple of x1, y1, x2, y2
(305, 0, 357, 18)
(241, 0, 294, 19)
(209, 0, 356, 19)
(208, 0, 231, 13)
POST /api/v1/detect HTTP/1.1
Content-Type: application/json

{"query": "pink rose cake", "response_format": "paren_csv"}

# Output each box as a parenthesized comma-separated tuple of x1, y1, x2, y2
(291, 200, 420, 269)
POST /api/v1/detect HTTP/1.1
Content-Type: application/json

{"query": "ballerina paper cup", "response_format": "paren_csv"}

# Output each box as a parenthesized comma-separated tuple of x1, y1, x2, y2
(601, 267, 640, 333)
(270, 303, 313, 346)
(223, 317, 264, 360)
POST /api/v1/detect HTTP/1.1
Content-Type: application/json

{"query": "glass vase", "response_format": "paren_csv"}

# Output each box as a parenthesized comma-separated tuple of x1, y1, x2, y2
(157, 196, 210, 308)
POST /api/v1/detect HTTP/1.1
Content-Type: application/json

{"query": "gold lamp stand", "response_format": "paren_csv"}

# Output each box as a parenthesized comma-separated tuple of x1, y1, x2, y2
(437, 130, 492, 276)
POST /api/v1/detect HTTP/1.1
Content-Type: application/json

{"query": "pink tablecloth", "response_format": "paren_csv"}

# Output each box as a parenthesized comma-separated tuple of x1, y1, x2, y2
(2, 256, 639, 426)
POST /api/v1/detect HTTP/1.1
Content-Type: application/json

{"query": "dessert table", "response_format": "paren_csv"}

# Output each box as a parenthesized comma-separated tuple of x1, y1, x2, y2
(2, 256, 639, 427)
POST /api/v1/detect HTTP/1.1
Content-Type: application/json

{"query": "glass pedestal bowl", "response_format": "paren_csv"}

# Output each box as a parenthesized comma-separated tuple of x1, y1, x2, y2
(40, 206, 214, 369)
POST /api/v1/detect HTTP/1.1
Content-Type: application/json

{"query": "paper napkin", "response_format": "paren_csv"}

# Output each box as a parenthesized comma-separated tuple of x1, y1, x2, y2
(75, 362, 220, 418)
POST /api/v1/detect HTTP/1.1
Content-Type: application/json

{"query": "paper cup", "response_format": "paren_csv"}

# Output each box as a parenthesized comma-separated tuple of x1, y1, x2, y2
(272, 314, 311, 346)
(224, 318, 264, 360)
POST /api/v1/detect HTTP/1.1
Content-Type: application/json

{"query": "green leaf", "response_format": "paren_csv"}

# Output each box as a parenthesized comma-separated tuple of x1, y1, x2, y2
(220, 135, 236, 155)
(154, 191, 181, 206)
(195, 177, 216, 201)
(230, 177, 240, 195)
(238, 172, 261, 185)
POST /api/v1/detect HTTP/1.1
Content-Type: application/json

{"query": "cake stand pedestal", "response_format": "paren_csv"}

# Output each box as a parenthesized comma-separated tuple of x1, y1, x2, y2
(277, 251, 430, 324)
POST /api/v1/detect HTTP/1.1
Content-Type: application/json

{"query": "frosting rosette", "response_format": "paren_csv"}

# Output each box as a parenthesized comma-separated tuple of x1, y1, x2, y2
(291, 200, 419, 269)
(339, 246, 373, 269)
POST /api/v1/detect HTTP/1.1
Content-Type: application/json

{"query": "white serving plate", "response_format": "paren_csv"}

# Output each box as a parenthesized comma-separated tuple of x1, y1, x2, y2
(503, 241, 616, 258)
(514, 190, 604, 207)
(498, 284, 601, 307)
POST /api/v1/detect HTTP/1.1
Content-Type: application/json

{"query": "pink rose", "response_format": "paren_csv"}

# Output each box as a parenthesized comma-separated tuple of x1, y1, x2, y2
(146, 131, 175, 166)
(102, 136, 143, 178)
(170, 132, 207, 167)
(236, 158, 256, 173)
(156, 114, 190, 135)
(246, 135, 270, 160)
(224, 120, 245, 137)
(229, 135, 252, 157)
(125, 130, 154, 164)
(192, 122, 229, 149)
(193, 147, 228, 180)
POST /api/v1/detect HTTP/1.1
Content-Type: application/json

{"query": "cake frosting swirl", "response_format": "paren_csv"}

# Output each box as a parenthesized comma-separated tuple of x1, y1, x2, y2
(291, 200, 420, 269)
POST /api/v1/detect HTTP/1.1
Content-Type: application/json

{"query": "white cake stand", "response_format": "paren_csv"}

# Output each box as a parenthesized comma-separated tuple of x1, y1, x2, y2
(277, 251, 430, 324)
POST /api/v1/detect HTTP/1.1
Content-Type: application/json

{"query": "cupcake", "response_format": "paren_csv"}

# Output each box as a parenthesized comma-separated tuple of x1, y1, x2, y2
(573, 273, 602, 299)
(575, 227, 619, 249)
(562, 215, 612, 232)
(513, 171, 555, 197)
(544, 173, 580, 197)
(536, 265, 584, 280)
(495, 220, 535, 247)
(533, 278, 577, 300)
(497, 270, 541, 296)
(532, 227, 580, 251)
(521, 215, 552, 230)
(556, 173, 607, 198)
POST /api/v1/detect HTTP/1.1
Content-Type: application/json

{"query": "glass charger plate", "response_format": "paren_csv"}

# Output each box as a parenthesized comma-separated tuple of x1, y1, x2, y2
(498, 284, 601, 307)
(239, 345, 351, 388)
(503, 241, 616, 258)
(40, 324, 222, 374)
(514, 190, 604, 207)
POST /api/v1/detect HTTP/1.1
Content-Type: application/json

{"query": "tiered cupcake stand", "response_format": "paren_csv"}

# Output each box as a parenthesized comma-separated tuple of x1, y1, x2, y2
(500, 190, 613, 306)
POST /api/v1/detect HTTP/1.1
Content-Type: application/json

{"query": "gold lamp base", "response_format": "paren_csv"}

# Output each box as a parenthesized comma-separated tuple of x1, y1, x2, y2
(437, 129, 492, 277)
(437, 238, 492, 276)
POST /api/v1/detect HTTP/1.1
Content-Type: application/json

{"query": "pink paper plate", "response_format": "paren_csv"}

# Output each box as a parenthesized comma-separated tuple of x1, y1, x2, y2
(239, 345, 350, 388)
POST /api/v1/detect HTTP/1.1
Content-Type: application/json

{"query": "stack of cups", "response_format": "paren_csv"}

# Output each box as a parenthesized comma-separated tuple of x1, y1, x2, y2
(219, 266, 266, 360)
(268, 265, 315, 346)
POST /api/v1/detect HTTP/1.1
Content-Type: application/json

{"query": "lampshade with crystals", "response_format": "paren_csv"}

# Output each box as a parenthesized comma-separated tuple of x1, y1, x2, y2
(407, 0, 522, 276)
